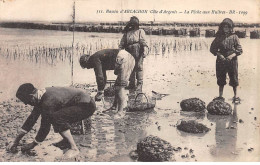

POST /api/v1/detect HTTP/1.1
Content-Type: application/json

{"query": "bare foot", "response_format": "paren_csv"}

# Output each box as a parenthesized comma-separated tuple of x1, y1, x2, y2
(114, 111, 126, 119)
(232, 97, 241, 104)
(64, 148, 80, 159)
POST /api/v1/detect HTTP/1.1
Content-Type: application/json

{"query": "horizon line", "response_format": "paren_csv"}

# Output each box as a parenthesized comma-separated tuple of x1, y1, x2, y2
(0, 20, 260, 24)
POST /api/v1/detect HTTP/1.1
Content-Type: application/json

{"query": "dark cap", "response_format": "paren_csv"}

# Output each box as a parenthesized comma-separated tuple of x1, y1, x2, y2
(16, 83, 36, 101)
(130, 16, 139, 25)
(216, 18, 235, 37)
(220, 18, 234, 29)
(79, 54, 91, 68)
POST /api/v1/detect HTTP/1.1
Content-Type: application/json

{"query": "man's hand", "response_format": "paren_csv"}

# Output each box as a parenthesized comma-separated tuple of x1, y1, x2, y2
(142, 47, 149, 58)
(6, 130, 27, 153)
(226, 53, 236, 61)
(6, 142, 18, 153)
(114, 68, 119, 75)
(217, 54, 225, 61)
(21, 141, 38, 152)
(114, 63, 120, 75)
(95, 91, 104, 102)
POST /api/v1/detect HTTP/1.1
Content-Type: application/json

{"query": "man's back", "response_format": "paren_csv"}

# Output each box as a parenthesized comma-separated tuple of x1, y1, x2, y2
(86, 49, 120, 70)
(40, 87, 91, 112)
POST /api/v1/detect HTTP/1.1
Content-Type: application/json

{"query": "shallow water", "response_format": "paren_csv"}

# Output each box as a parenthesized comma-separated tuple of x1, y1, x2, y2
(0, 28, 259, 161)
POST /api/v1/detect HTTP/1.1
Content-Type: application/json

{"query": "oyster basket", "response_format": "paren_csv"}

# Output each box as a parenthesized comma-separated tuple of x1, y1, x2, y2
(127, 93, 156, 112)
(104, 80, 116, 97)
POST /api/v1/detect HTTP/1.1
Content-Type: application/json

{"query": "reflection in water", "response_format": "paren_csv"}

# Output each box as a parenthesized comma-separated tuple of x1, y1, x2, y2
(207, 104, 238, 161)
(75, 94, 151, 161)
(180, 111, 206, 120)
(110, 92, 151, 161)
(93, 104, 117, 161)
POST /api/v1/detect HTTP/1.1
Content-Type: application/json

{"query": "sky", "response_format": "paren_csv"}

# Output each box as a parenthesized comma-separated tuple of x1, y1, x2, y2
(0, 0, 259, 23)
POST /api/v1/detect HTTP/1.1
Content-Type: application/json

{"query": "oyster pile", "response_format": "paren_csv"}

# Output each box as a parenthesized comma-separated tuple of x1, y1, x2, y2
(180, 98, 206, 112)
(136, 135, 174, 162)
(177, 120, 210, 134)
(207, 100, 232, 115)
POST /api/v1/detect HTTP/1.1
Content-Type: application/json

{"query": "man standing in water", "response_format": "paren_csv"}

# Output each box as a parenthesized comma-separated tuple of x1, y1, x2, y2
(119, 16, 149, 91)
(80, 49, 135, 118)
(7, 83, 96, 158)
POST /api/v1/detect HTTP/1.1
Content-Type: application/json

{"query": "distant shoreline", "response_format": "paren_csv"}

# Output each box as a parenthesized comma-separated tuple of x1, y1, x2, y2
(0, 22, 259, 37)
(1, 21, 259, 27)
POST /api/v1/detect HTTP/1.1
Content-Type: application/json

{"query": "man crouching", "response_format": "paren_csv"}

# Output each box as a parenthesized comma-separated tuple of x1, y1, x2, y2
(7, 84, 96, 158)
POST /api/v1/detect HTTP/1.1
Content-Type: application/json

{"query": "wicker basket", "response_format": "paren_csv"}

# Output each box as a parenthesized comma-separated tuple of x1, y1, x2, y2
(104, 80, 116, 97)
(127, 93, 156, 112)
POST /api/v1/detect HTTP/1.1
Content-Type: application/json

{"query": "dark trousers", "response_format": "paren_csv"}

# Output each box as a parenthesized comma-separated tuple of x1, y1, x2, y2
(50, 99, 96, 133)
(216, 58, 239, 87)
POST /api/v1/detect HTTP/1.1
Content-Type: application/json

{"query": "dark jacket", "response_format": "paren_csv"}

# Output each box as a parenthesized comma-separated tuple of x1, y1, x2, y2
(210, 18, 243, 58)
(210, 34, 243, 57)
(86, 49, 120, 91)
(21, 87, 92, 142)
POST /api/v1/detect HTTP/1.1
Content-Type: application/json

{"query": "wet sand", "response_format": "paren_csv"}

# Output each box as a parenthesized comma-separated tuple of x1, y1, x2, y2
(0, 28, 259, 161)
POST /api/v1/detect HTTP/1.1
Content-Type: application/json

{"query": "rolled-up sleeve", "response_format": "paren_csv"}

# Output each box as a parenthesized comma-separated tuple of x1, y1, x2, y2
(21, 107, 41, 132)
(139, 29, 148, 48)
(234, 35, 243, 56)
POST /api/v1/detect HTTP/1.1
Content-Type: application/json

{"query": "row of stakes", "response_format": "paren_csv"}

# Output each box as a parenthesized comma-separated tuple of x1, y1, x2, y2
(0, 38, 210, 65)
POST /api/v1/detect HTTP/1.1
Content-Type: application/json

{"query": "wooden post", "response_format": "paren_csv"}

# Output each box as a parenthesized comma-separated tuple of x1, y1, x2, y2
(71, 0, 75, 85)
(81, 120, 85, 134)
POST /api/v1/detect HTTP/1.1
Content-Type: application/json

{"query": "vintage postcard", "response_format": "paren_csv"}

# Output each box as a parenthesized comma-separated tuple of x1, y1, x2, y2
(0, 0, 259, 162)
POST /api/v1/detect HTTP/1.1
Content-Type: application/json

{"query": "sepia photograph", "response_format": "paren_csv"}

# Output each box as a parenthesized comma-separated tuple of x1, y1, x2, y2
(0, 0, 259, 162)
